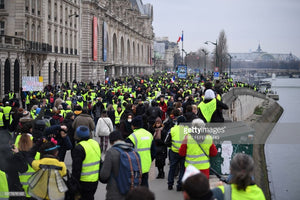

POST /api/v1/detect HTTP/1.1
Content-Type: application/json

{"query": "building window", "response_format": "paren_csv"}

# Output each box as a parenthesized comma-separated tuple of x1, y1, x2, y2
(25, 23, 29, 39)
(70, 32, 72, 50)
(60, 5, 63, 23)
(31, 0, 35, 14)
(37, 0, 41, 15)
(31, 24, 35, 41)
(48, 27, 52, 45)
(37, 25, 41, 43)
(60, 30, 63, 52)
(25, 0, 29, 12)
(0, 21, 5, 35)
(54, 3, 57, 21)
(65, 8, 68, 25)
(0, 0, 4, 9)
(48, 0, 51, 20)
(65, 32, 68, 50)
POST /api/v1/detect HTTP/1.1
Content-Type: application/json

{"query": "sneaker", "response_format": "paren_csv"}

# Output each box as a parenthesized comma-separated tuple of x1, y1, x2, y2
(168, 185, 173, 190)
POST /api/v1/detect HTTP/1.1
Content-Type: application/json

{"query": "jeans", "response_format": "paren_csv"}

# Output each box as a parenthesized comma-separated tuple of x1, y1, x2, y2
(167, 149, 185, 187)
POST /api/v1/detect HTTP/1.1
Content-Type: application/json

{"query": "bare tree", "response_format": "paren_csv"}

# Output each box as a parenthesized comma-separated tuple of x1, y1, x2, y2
(213, 30, 228, 74)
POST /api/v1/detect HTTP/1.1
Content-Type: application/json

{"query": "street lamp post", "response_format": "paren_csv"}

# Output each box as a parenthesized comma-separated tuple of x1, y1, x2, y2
(201, 49, 208, 76)
(205, 40, 218, 72)
(227, 53, 232, 78)
(182, 49, 188, 65)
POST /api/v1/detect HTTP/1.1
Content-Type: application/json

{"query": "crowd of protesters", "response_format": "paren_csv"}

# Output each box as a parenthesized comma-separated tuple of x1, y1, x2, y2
(0, 72, 265, 200)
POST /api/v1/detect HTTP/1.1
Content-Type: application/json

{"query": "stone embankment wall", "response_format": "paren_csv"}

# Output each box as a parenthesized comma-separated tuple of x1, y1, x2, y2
(222, 88, 267, 121)
(222, 88, 283, 200)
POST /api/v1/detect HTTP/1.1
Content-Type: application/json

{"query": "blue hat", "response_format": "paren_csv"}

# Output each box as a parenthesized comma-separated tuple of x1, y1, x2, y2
(76, 126, 90, 138)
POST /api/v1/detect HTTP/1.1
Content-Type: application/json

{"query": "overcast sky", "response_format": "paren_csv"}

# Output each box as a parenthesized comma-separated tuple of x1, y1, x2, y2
(142, 0, 300, 57)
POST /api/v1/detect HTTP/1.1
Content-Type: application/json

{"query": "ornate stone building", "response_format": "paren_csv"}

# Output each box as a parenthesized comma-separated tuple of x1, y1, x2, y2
(80, 0, 154, 82)
(0, 0, 154, 97)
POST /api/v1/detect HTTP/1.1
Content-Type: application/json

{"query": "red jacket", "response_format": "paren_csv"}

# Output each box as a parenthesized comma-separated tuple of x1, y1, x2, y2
(159, 102, 167, 121)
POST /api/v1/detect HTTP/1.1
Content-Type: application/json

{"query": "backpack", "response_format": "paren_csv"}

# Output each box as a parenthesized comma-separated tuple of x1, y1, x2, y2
(113, 146, 142, 195)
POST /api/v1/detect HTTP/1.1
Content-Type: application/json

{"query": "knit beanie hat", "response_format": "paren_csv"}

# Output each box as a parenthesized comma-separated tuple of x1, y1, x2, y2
(155, 117, 162, 124)
(76, 126, 90, 139)
(131, 115, 143, 128)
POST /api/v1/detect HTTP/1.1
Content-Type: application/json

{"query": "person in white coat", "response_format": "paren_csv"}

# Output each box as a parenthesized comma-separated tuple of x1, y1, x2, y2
(95, 111, 114, 153)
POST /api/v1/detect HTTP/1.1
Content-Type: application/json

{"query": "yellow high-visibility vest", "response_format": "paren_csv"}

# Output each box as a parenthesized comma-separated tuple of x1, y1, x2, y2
(184, 134, 212, 170)
(0, 170, 9, 199)
(170, 125, 186, 153)
(0, 112, 4, 127)
(199, 99, 217, 123)
(128, 128, 153, 173)
(79, 139, 101, 182)
(114, 110, 124, 125)
(218, 184, 266, 200)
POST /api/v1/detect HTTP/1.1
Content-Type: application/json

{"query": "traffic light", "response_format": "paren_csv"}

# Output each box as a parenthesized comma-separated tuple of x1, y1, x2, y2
(104, 66, 107, 72)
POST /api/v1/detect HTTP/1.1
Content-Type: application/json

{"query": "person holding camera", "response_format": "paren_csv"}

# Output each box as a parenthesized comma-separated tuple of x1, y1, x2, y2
(44, 124, 73, 161)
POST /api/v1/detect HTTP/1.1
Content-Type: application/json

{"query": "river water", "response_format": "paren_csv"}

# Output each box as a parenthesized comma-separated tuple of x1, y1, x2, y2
(264, 78, 300, 200)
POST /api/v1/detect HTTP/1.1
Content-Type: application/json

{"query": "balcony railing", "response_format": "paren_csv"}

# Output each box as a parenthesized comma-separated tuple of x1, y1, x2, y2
(0, 35, 25, 49)
(24, 41, 53, 54)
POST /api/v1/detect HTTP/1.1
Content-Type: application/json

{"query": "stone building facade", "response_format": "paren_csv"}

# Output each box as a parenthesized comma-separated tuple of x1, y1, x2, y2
(0, 0, 153, 97)
(154, 37, 180, 72)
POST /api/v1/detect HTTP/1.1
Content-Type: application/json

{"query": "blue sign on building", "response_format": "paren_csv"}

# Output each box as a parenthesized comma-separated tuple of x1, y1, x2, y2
(178, 65, 187, 79)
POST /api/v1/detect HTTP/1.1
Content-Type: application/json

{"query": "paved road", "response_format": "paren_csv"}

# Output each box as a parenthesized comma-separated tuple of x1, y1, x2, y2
(65, 146, 220, 200)
(65, 150, 183, 200)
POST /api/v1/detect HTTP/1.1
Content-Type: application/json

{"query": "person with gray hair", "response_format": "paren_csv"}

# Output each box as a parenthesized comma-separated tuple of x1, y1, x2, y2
(179, 118, 218, 179)
(212, 153, 266, 200)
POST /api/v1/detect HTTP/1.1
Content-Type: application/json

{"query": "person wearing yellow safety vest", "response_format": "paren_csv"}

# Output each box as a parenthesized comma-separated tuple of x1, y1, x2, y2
(179, 119, 218, 179)
(212, 153, 266, 200)
(0, 108, 4, 128)
(8, 91, 14, 100)
(3, 102, 12, 128)
(114, 105, 124, 128)
(126, 115, 156, 188)
(72, 126, 101, 200)
(15, 131, 41, 198)
(164, 115, 187, 191)
(198, 89, 228, 123)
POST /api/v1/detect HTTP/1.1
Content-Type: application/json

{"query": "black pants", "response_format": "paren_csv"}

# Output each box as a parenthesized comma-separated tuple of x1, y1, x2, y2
(141, 173, 149, 188)
(79, 181, 98, 200)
